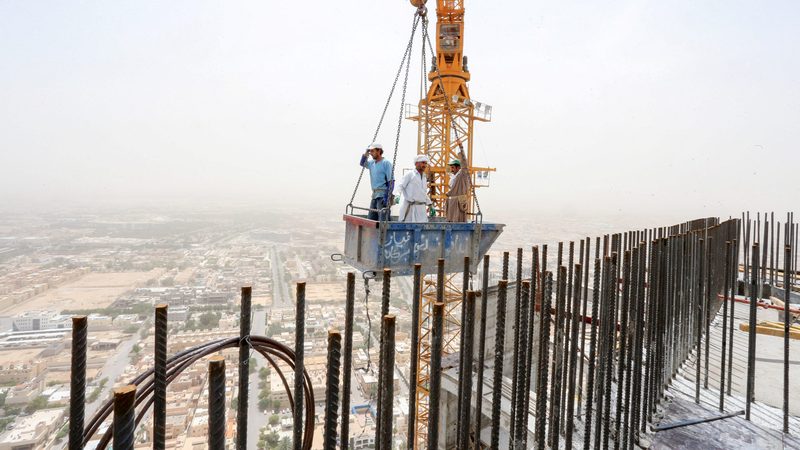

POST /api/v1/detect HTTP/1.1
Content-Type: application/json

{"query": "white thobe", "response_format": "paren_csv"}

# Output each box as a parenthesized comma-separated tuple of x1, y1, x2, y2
(397, 170, 430, 222)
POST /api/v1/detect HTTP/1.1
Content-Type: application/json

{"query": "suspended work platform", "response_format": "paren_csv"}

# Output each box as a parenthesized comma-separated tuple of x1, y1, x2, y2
(342, 214, 504, 276)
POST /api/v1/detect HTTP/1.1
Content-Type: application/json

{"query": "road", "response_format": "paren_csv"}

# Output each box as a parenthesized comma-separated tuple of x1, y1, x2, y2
(246, 308, 268, 447)
(271, 246, 290, 308)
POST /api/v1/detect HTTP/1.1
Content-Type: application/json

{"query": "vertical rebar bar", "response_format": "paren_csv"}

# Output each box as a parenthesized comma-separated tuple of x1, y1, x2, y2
(521, 246, 539, 443)
(704, 237, 713, 389)
(510, 248, 523, 441)
(583, 259, 601, 450)
(377, 316, 396, 450)
(408, 265, 422, 448)
(208, 356, 226, 450)
(459, 291, 477, 450)
(490, 280, 509, 450)
(695, 239, 704, 403)
(746, 243, 759, 420)
(293, 283, 305, 450)
(69, 315, 87, 450)
(153, 304, 167, 450)
(342, 273, 356, 450)
(474, 256, 490, 449)
(550, 266, 566, 449)
(720, 241, 731, 412)
(614, 252, 631, 450)
(784, 244, 791, 434)
(428, 303, 445, 450)
(512, 282, 530, 449)
(727, 238, 738, 395)
(238, 286, 252, 450)
(535, 272, 553, 450)
(113, 385, 137, 450)
(565, 263, 583, 449)
(323, 330, 342, 450)
(457, 257, 471, 450)
(376, 268, 392, 443)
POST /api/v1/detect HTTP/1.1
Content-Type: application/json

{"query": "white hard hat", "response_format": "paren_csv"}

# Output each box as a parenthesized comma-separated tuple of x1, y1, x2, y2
(415, 154, 429, 164)
(368, 143, 383, 150)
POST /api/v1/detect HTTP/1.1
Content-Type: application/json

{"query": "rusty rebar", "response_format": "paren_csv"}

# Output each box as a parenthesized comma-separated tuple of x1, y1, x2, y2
(490, 280, 509, 450)
(583, 258, 601, 450)
(324, 330, 342, 450)
(459, 291, 477, 450)
(746, 243, 759, 420)
(512, 281, 530, 449)
(153, 304, 167, 450)
(565, 263, 582, 449)
(408, 264, 422, 448)
(535, 272, 553, 450)
(720, 241, 731, 412)
(113, 385, 137, 450)
(428, 303, 445, 450)
(69, 315, 87, 450)
(342, 273, 356, 450)
(238, 286, 252, 450)
(784, 244, 791, 433)
(293, 283, 305, 450)
(208, 356, 226, 450)
(473, 255, 490, 448)
(376, 268, 392, 441)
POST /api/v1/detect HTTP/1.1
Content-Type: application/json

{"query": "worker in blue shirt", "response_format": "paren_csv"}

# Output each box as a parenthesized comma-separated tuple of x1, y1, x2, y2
(360, 143, 394, 221)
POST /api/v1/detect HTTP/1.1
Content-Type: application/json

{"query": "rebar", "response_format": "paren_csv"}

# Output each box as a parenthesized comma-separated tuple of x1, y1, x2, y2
(457, 257, 471, 450)
(238, 286, 252, 450)
(613, 252, 631, 450)
(583, 259, 601, 450)
(473, 255, 490, 449)
(565, 263, 583, 449)
(324, 330, 342, 450)
(458, 291, 477, 450)
(720, 241, 731, 412)
(342, 273, 356, 450)
(69, 315, 87, 450)
(293, 283, 305, 450)
(428, 303, 445, 450)
(551, 266, 567, 449)
(535, 272, 553, 450)
(376, 268, 392, 442)
(746, 243, 759, 420)
(510, 248, 523, 441)
(521, 246, 539, 442)
(153, 304, 168, 450)
(784, 244, 791, 433)
(379, 316, 396, 450)
(208, 356, 226, 450)
(408, 264, 422, 448)
(113, 385, 137, 450)
(512, 282, 530, 449)
(490, 280, 509, 450)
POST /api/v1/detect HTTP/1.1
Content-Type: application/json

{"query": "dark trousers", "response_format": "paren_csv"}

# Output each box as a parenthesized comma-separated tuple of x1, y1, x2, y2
(368, 197, 390, 221)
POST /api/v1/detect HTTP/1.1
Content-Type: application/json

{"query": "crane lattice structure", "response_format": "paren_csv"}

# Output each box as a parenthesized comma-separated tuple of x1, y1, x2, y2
(406, 1, 493, 447)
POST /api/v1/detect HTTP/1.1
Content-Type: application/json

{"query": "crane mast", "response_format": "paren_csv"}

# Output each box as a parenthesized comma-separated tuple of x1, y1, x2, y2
(407, 1, 493, 447)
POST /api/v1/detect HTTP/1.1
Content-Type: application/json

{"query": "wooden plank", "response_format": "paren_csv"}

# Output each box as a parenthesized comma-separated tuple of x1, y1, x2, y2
(739, 322, 800, 340)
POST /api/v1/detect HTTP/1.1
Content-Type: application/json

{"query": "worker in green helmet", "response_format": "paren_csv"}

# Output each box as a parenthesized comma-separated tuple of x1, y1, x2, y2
(446, 145, 470, 222)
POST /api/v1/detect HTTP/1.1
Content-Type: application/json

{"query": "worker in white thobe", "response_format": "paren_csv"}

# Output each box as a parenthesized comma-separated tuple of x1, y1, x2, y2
(398, 154, 432, 222)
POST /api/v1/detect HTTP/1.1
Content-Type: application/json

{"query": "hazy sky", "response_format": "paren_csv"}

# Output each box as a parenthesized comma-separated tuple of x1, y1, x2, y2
(1, 1, 798, 221)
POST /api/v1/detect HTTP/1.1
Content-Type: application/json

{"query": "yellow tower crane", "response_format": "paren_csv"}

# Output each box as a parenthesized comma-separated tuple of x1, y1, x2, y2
(406, 0, 494, 447)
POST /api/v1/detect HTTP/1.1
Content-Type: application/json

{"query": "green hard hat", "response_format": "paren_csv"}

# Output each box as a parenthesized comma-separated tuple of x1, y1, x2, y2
(449, 159, 461, 166)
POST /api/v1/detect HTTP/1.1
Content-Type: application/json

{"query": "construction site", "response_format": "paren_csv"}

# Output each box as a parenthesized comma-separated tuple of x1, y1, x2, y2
(8, 1, 795, 450)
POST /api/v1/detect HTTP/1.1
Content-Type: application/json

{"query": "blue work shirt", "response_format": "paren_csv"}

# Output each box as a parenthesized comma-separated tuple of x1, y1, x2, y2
(360, 157, 393, 200)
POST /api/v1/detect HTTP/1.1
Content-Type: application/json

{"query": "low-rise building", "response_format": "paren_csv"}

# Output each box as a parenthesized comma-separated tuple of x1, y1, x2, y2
(12, 311, 69, 332)
(0, 408, 64, 450)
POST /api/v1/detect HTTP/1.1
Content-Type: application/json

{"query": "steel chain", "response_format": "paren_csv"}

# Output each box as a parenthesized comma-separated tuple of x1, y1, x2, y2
(348, 13, 421, 208)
